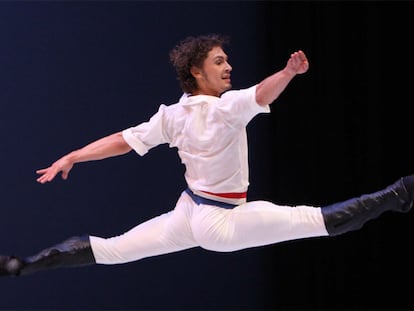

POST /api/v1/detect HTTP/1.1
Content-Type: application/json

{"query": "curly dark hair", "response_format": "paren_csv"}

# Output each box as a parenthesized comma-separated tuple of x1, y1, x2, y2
(169, 34, 230, 94)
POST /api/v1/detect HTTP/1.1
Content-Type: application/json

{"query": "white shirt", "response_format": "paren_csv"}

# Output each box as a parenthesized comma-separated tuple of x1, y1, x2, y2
(122, 85, 270, 204)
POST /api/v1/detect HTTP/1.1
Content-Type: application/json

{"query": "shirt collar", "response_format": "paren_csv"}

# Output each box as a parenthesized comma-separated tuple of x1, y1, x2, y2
(179, 93, 219, 106)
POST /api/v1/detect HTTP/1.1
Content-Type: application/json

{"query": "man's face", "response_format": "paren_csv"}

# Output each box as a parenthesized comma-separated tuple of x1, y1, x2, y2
(191, 46, 232, 97)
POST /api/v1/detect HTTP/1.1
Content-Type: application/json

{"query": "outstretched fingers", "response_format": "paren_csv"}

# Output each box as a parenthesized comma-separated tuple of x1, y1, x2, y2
(36, 167, 56, 184)
(36, 166, 66, 184)
(36, 157, 74, 184)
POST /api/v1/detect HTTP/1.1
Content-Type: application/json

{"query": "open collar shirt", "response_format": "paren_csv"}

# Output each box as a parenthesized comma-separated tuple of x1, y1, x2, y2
(122, 85, 270, 204)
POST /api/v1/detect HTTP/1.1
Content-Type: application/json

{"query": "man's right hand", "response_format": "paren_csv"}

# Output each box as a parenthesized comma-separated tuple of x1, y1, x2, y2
(36, 156, 74, 184)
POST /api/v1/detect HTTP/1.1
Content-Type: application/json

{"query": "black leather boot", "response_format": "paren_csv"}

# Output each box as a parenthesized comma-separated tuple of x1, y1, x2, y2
(0, 235, 95, 277)
(321, 177, 412, 236)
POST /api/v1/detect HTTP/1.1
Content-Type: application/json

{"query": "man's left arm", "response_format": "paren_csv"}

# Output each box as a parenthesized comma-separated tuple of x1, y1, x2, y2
(255, 50, 309, 106)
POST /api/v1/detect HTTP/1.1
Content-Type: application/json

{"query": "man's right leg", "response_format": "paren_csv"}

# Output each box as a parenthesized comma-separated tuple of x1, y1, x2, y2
(0, 235, 94, 277)
(0, 194, 198, 276)
(90, 205, 198, 265)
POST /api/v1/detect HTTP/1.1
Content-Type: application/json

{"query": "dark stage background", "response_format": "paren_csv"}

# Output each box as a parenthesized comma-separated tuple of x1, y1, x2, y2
(1, 1, 413, 310)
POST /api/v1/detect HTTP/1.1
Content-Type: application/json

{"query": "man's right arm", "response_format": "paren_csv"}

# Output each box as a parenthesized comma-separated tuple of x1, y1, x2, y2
(36, 131, 132, 184)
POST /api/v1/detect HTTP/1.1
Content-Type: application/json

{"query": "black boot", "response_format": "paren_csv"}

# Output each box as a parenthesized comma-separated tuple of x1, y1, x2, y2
(0, 255, 23, 277)
(321, 176, 413, 236)
(0, 235, 95, 277)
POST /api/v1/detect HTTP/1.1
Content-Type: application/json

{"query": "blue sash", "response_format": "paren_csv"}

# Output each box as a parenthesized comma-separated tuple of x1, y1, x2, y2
(184, 188, 238, 209)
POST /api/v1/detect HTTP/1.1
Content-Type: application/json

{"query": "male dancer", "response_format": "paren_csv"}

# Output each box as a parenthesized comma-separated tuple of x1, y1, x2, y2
(1, 33, 413, 277)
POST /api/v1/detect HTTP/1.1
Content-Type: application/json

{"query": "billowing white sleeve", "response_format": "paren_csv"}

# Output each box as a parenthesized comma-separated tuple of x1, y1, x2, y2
(218, 85, 270, 128)
(122, 104, 168, 156)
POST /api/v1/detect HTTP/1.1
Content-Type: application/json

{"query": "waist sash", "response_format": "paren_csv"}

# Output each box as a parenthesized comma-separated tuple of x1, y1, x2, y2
(185, 188, 238, 209)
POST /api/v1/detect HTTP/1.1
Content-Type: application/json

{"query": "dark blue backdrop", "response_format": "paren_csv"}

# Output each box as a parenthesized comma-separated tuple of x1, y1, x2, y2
(0, 1, 413, 310)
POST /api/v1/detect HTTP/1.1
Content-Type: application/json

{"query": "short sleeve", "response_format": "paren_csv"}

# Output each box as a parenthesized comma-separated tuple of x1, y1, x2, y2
(122, 104, 168, 156)
(218, 85, 270, 128)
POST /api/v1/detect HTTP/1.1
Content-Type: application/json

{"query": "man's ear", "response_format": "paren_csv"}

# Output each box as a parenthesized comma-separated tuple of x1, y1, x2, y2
(190, 66, 202, 78)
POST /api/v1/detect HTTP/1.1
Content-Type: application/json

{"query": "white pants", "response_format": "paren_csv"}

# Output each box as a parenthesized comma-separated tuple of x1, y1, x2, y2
(90, 191, 329, 264)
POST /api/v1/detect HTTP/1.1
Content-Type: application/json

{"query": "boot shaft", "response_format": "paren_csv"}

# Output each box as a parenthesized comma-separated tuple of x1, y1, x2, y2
(0, 235, 96, 277)
(322, 177, 412, 236)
